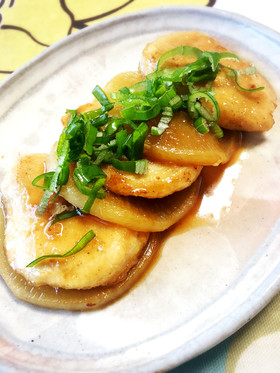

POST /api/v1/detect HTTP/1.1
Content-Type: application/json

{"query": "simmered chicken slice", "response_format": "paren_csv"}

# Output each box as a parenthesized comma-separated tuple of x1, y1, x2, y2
(140, 31, 276, 132)
(48, 140, 201, 199)
(102, 161, 202, 198)
(46, 148, 201, 232)
(2, 154, 149, 290)
(139, 30, 227, 74)
(213, 61, 276, 131)
(0, 224, 159, 310)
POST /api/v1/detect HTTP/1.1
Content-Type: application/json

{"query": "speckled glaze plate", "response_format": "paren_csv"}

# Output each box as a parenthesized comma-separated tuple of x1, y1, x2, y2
(0, 6, 280, 373)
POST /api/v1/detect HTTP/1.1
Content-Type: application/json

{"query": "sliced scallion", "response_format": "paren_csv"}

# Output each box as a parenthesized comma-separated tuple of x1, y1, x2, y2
(51, 208, 82, 225)
(187, 91, 220, 122)
(26, 230, 95, 267)
(120, 104, 161, 121)
(112, 159, 148, 174)
(193, 117, 209, 134)
(209, 122, 224, 139)
(82, 177, 106, 213)
(92, 85, 114, 111)
(220, 64, 264, 92)
(156, 45, 202, 71)
(151, 106, 173, 135)
(32, 172, 55, 190)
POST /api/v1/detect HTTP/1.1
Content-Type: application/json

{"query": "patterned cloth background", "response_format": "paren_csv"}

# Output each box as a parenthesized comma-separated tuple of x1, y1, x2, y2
(0, 1, 279, 372)
(0, 0, 211, 82)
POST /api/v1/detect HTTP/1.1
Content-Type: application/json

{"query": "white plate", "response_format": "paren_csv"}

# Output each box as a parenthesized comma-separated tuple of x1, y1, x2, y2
(0, 6, 280, 373)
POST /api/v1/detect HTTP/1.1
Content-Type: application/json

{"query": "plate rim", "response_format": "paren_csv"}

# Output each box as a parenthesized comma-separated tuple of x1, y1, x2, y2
(0, 5, 280, 372)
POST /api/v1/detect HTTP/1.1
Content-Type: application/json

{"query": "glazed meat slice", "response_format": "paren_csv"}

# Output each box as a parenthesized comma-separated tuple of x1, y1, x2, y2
(48, 139, 201, 199)
(102, 161, 202, 198)
(139, 31, 276, 132)
(46, 148, 201, 232)
(2, 154, 149, 290)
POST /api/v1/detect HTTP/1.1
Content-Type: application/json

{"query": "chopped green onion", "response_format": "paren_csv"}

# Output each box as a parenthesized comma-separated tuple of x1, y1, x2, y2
(112, 159, 148, 174)
(201, 51, 221, 72)
(120, 103, 161, 121)
(209, 122, 224, 139)
(82, 177, 106, 213)
(193, 117, 209, 134)
(90, 113, 108, 128)
(73, 155, 105, 186)
(93, 149, 111, 165)
(37, 190, 53, 216)
(155, 83, 167, 97)
(147, 68, 182, 83)
(57, 163, 70, 186)
(151, 106, 173, 135)
(187, 91, 220, 121)
(83, 106, 107, 120)
(156, 45, 202, 71)
(218, 51, 240, 62)
(220, 64, 264, 92)
(84, 123, 98, 155)
(32, 172, 55, 190)
(119, 96, 157, 109)
(105, 119, 123, 136)
(131, 122, 149, 160)
(128, 81, 149, 96)
(169, 95, 183, 110)
(157, 85, 177, 108)
(122, 122, 148, 161)
(26, 230, 95, 267)
(92, 85, 114, 111)
(202, 51, 239, 71)
(36, 140, 70, 215)
(51, 208, 82, 225)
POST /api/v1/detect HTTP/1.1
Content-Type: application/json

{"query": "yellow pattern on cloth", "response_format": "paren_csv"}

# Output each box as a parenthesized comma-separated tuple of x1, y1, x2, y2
(0, 0, 210, 82)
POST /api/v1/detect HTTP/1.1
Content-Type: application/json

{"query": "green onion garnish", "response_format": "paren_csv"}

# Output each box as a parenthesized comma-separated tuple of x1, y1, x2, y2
(151, 106, 173, 135)
(33, 44, 265, 219)
(51, 208, 82, 225)
(220, 64, 264, 92)
(112, 159, 148, 174)
(193, 117, 209, 134)
(156, 45, 202, 71)
(209, 122, 224, 139)
(92, 85, 114, 111)
(120, 103, 161, 121)
(187, 91, 220, 121)
(26, 230, 95, 267)
(82, 177, 106, 213)
(32, 172, 55, 189)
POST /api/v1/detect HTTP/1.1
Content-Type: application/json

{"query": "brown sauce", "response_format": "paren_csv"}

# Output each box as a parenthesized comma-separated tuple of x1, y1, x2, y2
(169, 144, 244, 237)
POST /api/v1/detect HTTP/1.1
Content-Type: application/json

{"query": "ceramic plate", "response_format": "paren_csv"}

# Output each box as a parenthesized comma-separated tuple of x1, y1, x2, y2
(0, 6, 280, 373)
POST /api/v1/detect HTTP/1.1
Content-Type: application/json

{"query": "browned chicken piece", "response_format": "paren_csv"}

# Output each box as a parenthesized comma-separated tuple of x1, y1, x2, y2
(140, 31, 276, 132)
(102, 161, 202, 198)
(46, 145, 201, 232)
(2, 154, 150, 290)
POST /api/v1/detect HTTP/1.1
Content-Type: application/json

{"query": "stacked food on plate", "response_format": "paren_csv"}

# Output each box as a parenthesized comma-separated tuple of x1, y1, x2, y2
(0, 31, 276, 310)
